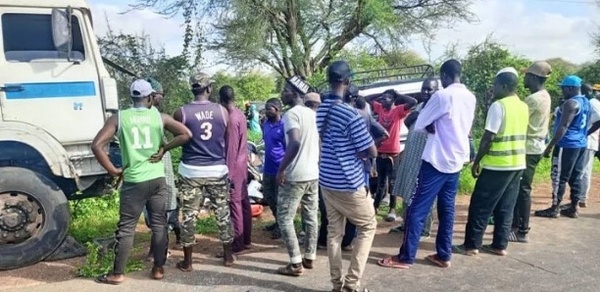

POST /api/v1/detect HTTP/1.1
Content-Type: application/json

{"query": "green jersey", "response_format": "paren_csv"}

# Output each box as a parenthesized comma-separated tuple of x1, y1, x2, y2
(118, 107, 165, 183)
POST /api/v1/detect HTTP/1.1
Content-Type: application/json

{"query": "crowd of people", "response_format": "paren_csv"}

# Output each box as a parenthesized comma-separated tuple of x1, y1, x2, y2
(90, 58, 600, 292)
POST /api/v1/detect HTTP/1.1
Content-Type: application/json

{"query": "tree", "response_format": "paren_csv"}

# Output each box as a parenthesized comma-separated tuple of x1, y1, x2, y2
(459, 39, 568, 135)
(98, 24, 194, 115)
(132, 0, 474, 78)
(577, 60, 600, 85)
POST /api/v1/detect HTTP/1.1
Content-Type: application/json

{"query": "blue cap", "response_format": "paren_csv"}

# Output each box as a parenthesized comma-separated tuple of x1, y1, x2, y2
(560, 75, 582, 87)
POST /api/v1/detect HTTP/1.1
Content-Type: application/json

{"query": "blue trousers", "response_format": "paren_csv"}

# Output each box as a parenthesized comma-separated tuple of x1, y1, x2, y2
(398, 161, 460, 263)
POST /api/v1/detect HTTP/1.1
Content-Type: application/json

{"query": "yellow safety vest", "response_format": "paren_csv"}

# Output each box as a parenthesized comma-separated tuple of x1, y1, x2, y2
(480, 95, 529, 170)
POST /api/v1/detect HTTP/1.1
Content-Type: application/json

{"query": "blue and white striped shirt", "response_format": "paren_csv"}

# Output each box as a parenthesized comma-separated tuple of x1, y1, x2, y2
(317, 95, 374, 192)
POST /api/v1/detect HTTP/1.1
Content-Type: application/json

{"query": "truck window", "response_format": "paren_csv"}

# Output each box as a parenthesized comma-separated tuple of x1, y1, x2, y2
(2, 13, 85, 62)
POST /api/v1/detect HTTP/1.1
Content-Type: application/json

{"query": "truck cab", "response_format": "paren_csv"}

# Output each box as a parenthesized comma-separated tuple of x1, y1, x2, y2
(0, 0, 118, 270)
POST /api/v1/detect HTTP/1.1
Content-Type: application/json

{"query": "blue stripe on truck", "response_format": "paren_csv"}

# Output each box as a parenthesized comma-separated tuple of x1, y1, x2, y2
(5, 81, 96, 99)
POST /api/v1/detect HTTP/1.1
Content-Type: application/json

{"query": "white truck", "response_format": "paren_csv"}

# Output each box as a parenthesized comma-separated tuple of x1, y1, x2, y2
(0, 0, 119, 270)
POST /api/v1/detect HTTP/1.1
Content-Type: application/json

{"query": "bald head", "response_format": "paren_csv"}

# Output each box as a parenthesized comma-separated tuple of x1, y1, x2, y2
(420, 78, 439, 102)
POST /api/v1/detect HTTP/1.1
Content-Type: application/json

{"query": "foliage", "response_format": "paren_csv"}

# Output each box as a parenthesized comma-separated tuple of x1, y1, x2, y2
(211, 71, 277, 105)
(577, 60, 600, 85)
(133, 0, 474, 78)
(99, 24, 194, 116)
(69, 194, 120, 243)
(77, 242, 144, 278)
(459, 39, 530, 133)
(458, 38, 570, 135)
(247, 131, 263, 144)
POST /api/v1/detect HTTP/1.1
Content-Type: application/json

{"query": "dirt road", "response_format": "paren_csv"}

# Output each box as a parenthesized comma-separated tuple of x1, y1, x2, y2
(1, 177, 599, 291)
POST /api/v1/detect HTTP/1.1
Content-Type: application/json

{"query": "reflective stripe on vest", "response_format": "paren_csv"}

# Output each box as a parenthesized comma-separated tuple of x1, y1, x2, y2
(481, 95, 529, 169)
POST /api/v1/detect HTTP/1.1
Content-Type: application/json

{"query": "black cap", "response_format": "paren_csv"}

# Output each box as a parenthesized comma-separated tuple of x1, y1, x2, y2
(327, 60, 352, 82)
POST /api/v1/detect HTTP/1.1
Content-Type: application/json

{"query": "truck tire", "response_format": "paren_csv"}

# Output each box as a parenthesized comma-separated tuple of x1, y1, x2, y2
(0, 167, 70, 270)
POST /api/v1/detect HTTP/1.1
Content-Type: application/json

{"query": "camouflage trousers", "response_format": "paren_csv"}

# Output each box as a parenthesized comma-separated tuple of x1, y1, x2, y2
(178, 174, 234, 246)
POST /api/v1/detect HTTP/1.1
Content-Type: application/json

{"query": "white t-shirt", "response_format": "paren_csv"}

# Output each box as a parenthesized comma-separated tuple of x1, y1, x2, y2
(587, 98, 600, 151)
(485, 101, 504, 134)
(282, 105, 320, 182)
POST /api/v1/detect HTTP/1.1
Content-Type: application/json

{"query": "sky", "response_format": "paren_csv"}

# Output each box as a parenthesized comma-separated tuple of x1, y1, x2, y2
(88, 0, 600, 74)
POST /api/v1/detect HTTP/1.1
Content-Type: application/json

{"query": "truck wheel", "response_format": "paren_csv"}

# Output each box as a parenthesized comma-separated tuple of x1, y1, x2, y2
(0, 167, 70, 270)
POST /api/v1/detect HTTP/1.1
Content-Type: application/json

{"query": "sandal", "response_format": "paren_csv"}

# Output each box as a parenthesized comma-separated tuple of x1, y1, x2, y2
(481, 245, 507, 256)
(176, 261, 193, 272)
(377, 256, 411, 269)
(425, 254, 451, 268)
(95, 274, 123, 285)
(452, 244, 479, 256)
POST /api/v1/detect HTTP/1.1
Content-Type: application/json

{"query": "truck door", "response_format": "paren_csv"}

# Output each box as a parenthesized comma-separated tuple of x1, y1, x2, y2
(0, 8, 104, 144)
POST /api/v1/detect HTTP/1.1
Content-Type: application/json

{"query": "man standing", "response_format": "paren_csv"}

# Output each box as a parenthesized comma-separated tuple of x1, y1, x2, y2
(92, 79, 191, 284)
(318, 61, 377, 292)
(142, 78, 182, 261)
(220, 85, 252, 254)
(508, 62, 552, 243)
(390, 78, 439, 239)
(262, 98, 286, 239)
(454, 68, 529, 256)
(369, 90, 417, 222)
(535, 75, 590, 219)
(573, 83, 600, 208)
(378, 59, 476, 269)
(275, 76, 320, 276)
(175, 72, 235, 271)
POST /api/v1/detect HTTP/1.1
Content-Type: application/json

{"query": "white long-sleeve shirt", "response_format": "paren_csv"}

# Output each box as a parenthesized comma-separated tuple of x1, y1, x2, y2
(414, 83, 477, 174)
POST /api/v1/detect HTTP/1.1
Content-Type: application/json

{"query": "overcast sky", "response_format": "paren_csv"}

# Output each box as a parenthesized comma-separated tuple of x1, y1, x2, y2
(89, 0, 600, 74)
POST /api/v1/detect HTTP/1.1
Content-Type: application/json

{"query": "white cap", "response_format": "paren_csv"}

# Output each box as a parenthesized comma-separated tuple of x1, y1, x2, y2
(130, 79, 155, 98)
(496, 67, 518, 78)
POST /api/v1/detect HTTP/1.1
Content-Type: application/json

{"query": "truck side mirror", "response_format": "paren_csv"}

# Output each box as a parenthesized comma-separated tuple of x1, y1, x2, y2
(51, 7, 74, 61)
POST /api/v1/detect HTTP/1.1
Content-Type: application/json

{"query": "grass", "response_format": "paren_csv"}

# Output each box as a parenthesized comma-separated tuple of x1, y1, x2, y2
(68, 157, 600, 277)
(69, 193, 145, 278)
(457, 158, 600, 195)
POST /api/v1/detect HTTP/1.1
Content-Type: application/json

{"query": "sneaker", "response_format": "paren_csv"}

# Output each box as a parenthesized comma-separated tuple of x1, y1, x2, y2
(385, 210, 397, 222)
(452, 244, 478, 256)
(317, 243, 327, 250)
(534, 206, 560, 218)
(420, 232, 431, 241)
(579, 202, 587, 208)
(560, 207, 578, 219)
(507, 230, 528, 243)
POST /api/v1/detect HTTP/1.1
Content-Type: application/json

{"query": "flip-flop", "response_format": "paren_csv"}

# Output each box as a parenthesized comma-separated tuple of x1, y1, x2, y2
(425, 254, 451, 268)
(377, 256, 411, 270)
(95, 274, 123, 285)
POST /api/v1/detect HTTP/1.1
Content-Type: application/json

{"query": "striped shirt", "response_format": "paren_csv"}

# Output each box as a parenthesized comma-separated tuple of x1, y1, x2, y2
(317, 95, 374, 192)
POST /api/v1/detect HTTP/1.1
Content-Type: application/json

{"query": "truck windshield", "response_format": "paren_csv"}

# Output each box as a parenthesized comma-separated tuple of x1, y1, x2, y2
(2, 13, 85, 62)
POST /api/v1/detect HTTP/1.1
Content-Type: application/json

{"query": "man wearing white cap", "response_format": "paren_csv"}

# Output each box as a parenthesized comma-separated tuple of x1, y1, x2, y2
(91, 79, 191, 283)
(454, 67, 529, 257)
